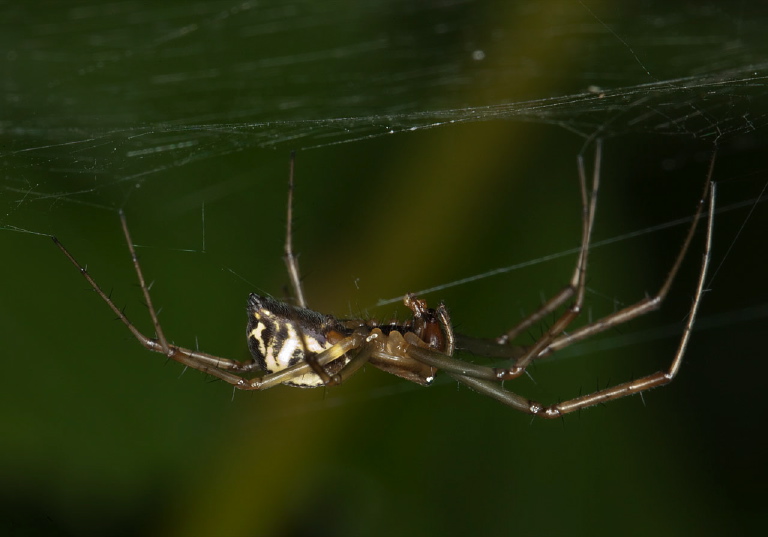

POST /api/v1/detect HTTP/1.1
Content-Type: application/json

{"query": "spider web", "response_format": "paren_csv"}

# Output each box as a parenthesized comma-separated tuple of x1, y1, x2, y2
(2, 1, 768, 536)
(2, 1, 766, 206)
(3, 0, 766, 333)
(1, 0, 767, 391)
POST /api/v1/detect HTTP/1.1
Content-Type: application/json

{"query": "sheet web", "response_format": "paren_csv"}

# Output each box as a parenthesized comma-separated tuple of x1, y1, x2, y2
(3, 3, 768, 534)
(3, 1, 767, 206)
(2, 0, 768, 379)
(3, 68, 765, 200)
(0, 2, 768, 308)
(0, 2, 768, 350)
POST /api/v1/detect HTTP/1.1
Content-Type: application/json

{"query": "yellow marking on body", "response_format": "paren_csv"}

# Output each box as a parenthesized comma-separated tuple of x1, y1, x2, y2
(250, 312, 339, 384)
(273, 323, 300, 370)
(248, 321, 268, 357)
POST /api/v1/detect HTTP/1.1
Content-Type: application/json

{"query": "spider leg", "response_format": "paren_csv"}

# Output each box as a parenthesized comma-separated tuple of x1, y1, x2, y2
(54, 210, 176, 358)
(447, 179, 714, 417)
(137, 331, 369, 391)
(121, 209, 171, 355)
(445, 372, 548, 415)
(404, 342, 500, 380)
(397, 154, 713, 416)
(296, 327, 335, 385)
(283, 151, 308, 308)
(53, 215, 172, 357)
(53, 213, 373, 391)
(288, 316, 373, 386)
(453, 334, 527, 361)
(496, 144, 602, 347)
(53, 226, 261, 377)
(491, 140, 601, 380)
(541, 161, 714, 358)
(323, 344, 375, 386)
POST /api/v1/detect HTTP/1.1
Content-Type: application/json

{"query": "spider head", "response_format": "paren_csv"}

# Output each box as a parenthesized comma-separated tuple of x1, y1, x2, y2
(403, 293, 452, 354)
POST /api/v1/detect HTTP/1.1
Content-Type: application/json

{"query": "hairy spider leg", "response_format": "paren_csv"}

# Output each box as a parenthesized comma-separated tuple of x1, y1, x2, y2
(461, 179, 714, 416)
(283, 150, 307, 309)
(540, 157, 717, 359)
(496, 142, 601, 346)
(278, 151, 342, 384)
(53, 212, 376, 390)
(398, 165, 715, 417)
(490, 141, 601, 380)
(283, 151, 352, 386)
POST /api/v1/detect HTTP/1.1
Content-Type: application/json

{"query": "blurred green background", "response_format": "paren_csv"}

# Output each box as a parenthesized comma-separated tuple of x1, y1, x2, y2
(2, 1, 767, 536)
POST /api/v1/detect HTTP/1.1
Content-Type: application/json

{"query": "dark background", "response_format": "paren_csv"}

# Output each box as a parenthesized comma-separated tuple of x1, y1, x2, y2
(1, 1, 767, 536)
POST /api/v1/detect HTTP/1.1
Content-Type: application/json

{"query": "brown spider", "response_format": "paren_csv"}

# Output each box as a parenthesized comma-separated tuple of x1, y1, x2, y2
(53, 143, 715, 418)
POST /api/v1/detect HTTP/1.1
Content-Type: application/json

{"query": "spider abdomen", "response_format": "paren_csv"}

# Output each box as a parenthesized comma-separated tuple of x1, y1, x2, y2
(246, 294, 351, 387)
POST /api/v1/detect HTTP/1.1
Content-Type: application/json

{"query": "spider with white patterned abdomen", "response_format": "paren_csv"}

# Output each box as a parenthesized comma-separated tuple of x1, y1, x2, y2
(53, 143, 715, 418)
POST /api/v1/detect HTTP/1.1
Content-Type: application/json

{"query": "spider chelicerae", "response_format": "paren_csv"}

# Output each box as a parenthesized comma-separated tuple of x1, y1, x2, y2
(53, 143, 715, 418)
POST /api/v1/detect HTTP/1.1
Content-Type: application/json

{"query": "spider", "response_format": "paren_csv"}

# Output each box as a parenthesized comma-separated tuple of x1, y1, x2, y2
(53, 143, 715, 418)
